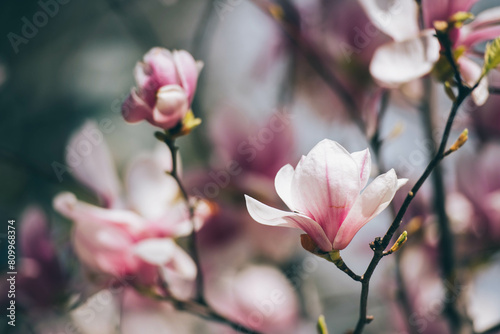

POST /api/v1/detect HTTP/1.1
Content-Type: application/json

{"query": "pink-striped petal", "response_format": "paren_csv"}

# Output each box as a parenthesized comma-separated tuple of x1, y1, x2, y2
(54, 192, 145, 235)
(292, 139, 360, 243)
(370, 30, 440, 87)
(173, 50, 200, 102)
(459, 25, 500, 49)
(333, 169, 408, 250)
(351, 148, 372, 189)
(245, 195, 332, 251)
(122, 88, 153, 123)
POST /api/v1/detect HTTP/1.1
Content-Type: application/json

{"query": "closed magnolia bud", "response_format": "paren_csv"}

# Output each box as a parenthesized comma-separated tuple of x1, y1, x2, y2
(122, 48, 203, 131)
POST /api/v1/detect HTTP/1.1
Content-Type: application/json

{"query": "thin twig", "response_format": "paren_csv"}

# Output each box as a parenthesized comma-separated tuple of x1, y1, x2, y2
(249, 0, 366, 134)
(156, 275, 263, 334)
(352, 80, 472, 333)
(420, 77, 466, 333)
(163, 138, 206, 305)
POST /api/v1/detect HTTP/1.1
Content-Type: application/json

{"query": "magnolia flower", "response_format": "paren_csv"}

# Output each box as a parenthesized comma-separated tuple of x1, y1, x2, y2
(122, 47, 203, 129)
(362, 0, 499, 105)
(54, 122, 210, 297)
(245, 139, 407, 251)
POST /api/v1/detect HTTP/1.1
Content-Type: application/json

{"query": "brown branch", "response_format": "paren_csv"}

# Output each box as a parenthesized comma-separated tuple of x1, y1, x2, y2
(163, 138, 206, 305)
(352, 82, 472, 333)
(156, 275, 263, 334)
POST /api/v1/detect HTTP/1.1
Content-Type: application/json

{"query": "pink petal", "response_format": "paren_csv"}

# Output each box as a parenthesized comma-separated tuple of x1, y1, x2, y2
(370, 30, 440, 87)
(143, 47, 179, 87)
(172, 50, 200, 102)
(291, 139, 361, 243)
(19, 206, 54, 261)
(458, 57, 489, 106)
(122, 88, 153, 123)
(245, 195, 332, 251)
(159, 243, 197, 300)
(333, 169, 408, 250)
(351, 148, 372, 189)
(53, 192, 145, 235)
(274, 164, 295, 210)
(468, 7, 500, 30)
(125, 152, 180, 220)
(65, 121, 121, 207)
(459, 25, 500, 49)
(359, 0, 419, 41)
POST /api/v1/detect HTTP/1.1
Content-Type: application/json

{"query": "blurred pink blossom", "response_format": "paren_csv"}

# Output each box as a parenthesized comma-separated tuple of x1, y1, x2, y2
(54, 122, 210, 298)
(14, 207, 66, 309)
(209, 108, 295, 190)
(122, 47, 203, 129)
(364, 0, 498, 105)
(458, 143, 500, 242)
(245, 139, 407, 251)
(206, 265, 299, 334)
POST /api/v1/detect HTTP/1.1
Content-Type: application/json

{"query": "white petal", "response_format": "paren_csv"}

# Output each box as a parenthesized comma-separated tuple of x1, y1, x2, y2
(159, 244, 197, 300)
(125, 152, 180, 220)
(245, 195, 332, 251)
(333, 170, 407, 249)
(359, 0, 419, 41)
(292, 139, 361, 242)
(351, 148, 372, 189)
(274, 164, 295, 210)
(66, 121, 121, 207)
(133, 238, 177, 266)
(370, 30, 440, 87)
(53, 192, 145, 233)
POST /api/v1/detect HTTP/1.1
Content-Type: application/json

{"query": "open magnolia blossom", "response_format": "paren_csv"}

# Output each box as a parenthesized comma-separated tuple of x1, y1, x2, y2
(122, 47, 203, 130)
(361, 0, 498, 105)
(245, 139, 407, 252)
(53, 122, 211, 297)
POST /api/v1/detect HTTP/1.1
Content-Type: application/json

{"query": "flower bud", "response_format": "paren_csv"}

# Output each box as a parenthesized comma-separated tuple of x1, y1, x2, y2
(449, 128, 469, 152)
(389, 231, 408, 254)
(122, 48, 203, 131)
